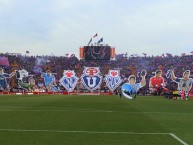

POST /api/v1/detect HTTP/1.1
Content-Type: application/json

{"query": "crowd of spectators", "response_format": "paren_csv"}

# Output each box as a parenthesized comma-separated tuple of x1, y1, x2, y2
(1, 53, 193, 93)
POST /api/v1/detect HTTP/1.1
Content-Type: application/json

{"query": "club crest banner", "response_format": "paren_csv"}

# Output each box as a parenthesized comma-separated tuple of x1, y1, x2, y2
(60, 70, 79, 92)
(105, 70, 122, 91)
(81, 67, 102, 92)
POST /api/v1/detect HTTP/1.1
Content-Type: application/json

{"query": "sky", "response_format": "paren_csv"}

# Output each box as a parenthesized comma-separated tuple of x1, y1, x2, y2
(0, 0, 193, 57)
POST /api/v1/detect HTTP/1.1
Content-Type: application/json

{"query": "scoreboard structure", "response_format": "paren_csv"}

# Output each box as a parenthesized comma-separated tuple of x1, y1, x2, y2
(79, 46, 115, 60)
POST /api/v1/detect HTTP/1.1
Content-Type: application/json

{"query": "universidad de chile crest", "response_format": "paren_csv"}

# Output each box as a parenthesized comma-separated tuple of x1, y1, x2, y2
(59, 70, 79, 92)
(105, 70, 122, 91)
(81, 67, 102, 92)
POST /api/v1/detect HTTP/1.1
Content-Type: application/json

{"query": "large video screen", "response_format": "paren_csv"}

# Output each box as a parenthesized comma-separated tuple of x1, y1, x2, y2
(84, 46, 111, 60)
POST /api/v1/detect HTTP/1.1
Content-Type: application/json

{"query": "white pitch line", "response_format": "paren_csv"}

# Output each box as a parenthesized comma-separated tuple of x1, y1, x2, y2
(0, 129, 188, 144)
(0, 108, 193, 115)
(0, 128, 169, 134)
(170, 133, 189, 145)
(0, 129, 188, 145)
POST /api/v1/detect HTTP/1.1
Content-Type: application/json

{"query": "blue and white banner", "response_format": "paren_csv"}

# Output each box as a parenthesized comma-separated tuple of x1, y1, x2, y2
(60, 70, 79, 92)
(81, 67, 102, 92)
(105, 70, 122, 91)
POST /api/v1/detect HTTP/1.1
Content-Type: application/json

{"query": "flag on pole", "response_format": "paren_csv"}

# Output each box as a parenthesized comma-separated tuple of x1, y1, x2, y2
(97, 37, 103, 44)
(166, 53, 172, 57)
(88, 38, 92, 45)
(26, 51, 29, 54)
(93, 33, 97, 38)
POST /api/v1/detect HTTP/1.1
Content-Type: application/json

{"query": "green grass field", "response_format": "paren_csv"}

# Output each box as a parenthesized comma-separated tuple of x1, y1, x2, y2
(0, 94, 192, 145)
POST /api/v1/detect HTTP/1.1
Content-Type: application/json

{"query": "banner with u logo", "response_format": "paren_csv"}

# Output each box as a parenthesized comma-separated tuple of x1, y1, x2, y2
(81, 67, 102, 92)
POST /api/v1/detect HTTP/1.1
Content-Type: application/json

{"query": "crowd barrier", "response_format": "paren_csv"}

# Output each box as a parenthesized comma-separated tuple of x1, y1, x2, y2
(0, 91, 113, 95)
(1, 91, 192, 97)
